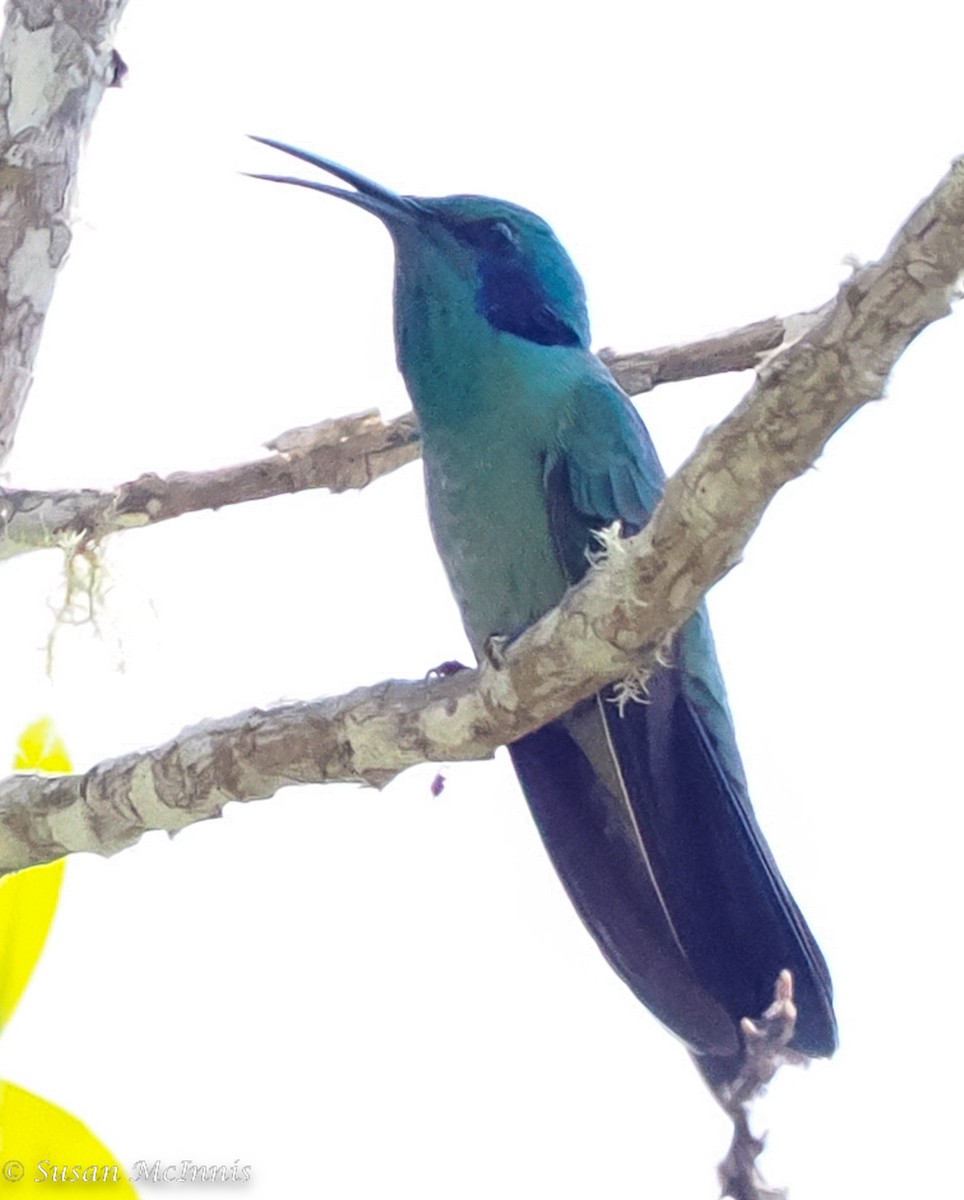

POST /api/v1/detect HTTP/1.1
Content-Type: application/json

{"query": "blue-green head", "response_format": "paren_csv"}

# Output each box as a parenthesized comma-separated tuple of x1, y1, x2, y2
(250, 138, 592, 421)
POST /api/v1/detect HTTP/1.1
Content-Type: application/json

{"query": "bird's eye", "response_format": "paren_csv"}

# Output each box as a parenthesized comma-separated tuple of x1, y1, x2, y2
(487, 220, 516, 246)
(460, 218, 518, 253)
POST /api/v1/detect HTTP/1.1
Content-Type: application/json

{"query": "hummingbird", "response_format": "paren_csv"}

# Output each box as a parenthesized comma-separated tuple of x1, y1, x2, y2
(250, 138, 837, 1090)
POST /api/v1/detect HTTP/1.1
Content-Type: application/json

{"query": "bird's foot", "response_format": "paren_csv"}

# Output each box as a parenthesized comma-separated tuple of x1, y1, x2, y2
(425, 659, 469, 681)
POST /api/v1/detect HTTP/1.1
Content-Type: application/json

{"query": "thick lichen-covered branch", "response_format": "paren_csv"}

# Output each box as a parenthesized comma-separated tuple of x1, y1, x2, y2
(0, 316, 809, 560)
(2, 155, 961, 875)
(0, 0, 131, 466)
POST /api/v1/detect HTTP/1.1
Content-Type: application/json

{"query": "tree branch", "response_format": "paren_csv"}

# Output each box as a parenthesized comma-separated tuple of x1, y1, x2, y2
(599, 312, 801, 393)
(0, 0, 131, 466)
(0, 410, 422, 560)
(716, 971, 802, 1200)
(0, 312, 818, 560)
(2, 154, 961, 875)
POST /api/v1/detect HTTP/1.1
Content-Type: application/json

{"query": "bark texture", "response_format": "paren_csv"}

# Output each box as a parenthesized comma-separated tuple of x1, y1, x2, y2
(0, 0, 130, 465)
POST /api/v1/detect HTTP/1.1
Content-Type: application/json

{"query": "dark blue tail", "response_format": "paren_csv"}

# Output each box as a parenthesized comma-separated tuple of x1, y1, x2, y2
(509, 662, 836, 1084)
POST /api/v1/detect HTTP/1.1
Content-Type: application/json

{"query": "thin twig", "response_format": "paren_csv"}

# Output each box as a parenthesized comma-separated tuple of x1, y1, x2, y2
(0, 312, 817, 561)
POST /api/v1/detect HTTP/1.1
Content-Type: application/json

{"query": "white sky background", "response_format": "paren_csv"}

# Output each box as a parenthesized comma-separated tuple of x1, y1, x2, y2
(1, 0, 962, 1195)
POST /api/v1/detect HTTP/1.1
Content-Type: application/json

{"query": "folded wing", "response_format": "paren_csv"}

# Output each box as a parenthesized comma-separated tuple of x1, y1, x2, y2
(509, 369, 836, 1083)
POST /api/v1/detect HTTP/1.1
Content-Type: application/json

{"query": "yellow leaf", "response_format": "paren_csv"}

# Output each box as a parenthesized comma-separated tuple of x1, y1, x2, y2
(0, 720, 72, 1031)
(13, 719, 72, 775)
(0, 1080, 137, 1193)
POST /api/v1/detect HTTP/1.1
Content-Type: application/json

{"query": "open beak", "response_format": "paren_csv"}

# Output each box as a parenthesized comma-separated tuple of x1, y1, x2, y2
(247, 135, 426, 225)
